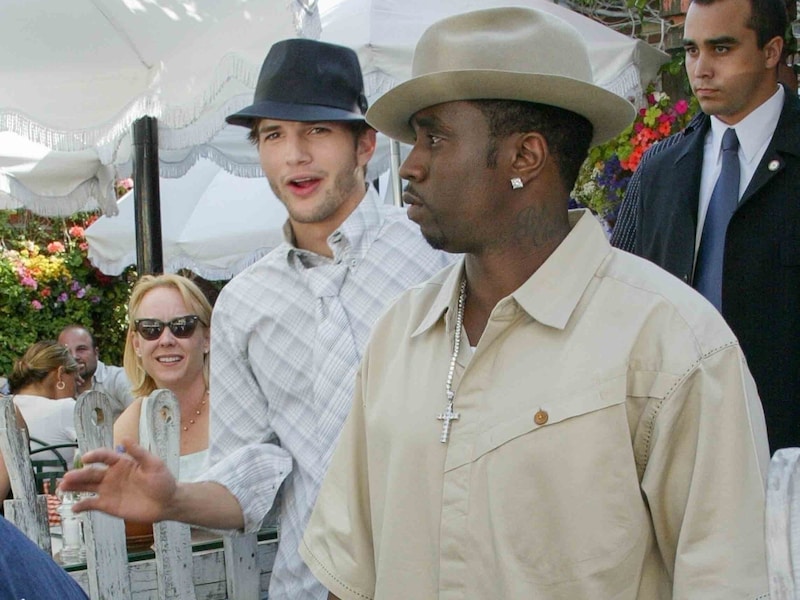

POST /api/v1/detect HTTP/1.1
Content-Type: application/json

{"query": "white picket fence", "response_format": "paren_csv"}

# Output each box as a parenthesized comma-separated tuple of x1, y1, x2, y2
(0, 390, 276, 599)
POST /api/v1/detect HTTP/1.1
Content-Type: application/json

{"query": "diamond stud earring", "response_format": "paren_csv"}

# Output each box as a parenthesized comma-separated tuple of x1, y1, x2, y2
(510, 177, 524, 190)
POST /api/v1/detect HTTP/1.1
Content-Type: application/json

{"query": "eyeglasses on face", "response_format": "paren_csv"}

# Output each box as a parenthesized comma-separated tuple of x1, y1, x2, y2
(133, 315, 203, 341)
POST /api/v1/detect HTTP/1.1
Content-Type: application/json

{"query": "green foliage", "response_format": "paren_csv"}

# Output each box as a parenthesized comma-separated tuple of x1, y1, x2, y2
(0, 210, 135, 376)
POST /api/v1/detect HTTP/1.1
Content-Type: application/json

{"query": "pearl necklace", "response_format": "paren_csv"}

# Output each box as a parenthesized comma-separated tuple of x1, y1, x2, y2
(437, 278, 466, 443)
(182, 391, 207, 432)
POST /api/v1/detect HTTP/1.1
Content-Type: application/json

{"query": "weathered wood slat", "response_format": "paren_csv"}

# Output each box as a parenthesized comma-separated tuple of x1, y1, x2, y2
(0, 395, 52, 552)
(223, 532, 260, 599)
(766, 447, 800, 599)
(147, 389, 197, 600)
(69, 538, 277, 599)
(76, 390, 132, 599)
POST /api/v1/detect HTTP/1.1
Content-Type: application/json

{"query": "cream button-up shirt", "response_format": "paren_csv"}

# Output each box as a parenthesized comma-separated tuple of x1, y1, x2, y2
(302, 210, 770, 600)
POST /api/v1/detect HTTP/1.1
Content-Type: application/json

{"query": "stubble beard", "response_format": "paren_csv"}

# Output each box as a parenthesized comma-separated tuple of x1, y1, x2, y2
(270, 158, 361, 225)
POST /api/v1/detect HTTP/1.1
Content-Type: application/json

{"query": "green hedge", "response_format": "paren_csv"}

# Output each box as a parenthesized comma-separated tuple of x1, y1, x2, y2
(0, 210, 135, 376)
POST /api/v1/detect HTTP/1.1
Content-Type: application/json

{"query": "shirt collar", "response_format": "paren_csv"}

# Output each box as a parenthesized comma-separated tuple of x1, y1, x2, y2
(412, 210, 611, 336)
(278, 186, 384, 267)
(92, 360, 106, 384)
(709, 85, 783, 165)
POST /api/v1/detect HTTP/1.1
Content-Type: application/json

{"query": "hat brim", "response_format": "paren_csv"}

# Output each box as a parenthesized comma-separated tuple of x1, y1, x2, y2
(366, 70, 635, 148)
(226, 99, 366, 127)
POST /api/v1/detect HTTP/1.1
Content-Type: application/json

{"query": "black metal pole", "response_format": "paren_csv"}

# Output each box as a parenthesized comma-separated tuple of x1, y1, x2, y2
(132, 116, 163, 275)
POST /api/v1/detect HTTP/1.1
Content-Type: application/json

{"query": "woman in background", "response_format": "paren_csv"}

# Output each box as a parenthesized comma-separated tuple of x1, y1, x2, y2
(114, 274, 212, 482)
(9, 341, 79, 468)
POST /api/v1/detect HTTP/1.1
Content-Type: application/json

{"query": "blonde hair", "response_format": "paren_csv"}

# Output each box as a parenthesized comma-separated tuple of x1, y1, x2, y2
(9, 340, 79, 393)
(123, 274, 213, 398)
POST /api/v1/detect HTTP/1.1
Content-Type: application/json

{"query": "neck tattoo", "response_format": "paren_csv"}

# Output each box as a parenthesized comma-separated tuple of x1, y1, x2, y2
(183, 391, 208, 432)
(438, 278, 466, 443)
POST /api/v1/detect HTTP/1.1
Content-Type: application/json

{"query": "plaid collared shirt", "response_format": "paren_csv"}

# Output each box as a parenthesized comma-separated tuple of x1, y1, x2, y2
(205, 188, 454, 599)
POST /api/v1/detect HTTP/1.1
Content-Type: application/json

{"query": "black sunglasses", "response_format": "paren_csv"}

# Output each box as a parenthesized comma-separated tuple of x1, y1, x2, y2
(134, 315, 203, 341)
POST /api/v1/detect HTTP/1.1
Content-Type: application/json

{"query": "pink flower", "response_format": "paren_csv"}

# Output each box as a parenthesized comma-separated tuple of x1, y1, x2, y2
(57, 292, 68, 303)
(31, 300, 43, 310)
(47, 241, 65, 253)
(79, 242, 89, 251)
(68, 225, 85, 238)
(675, 99, 689, 115)
(21, 275, 37, 290)
(76, 288, 86, 299)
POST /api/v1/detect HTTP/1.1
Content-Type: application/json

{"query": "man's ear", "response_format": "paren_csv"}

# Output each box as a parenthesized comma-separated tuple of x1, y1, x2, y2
(356, 127, 378, 169)
(763, 35, 784, 70)
(510, 131, 549, 185)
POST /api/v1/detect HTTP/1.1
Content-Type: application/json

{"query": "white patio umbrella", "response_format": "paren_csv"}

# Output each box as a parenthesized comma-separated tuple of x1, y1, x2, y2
(85, 159, 289, 280)
(0, 0, 318, 215)
(320, 0, 668, 106)
(319, 0, 669, 202)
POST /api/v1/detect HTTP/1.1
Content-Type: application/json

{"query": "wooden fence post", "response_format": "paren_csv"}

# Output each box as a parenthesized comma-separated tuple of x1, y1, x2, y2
(75, 390, 132, 599)
(0, 395, 51, 552)
(146, 389, 196, 600)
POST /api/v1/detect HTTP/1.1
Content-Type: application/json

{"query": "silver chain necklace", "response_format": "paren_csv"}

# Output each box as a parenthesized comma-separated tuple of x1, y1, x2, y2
(437, 278, 466, 443)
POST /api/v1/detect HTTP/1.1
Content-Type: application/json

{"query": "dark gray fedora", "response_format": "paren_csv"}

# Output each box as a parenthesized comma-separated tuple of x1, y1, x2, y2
(226, 39, 368, 127)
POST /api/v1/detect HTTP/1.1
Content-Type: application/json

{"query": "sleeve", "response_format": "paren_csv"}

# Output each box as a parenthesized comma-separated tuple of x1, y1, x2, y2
(203, 288, 293, 533)
(609, 164, 641, 252)
(301, 363, 376, 600)
(641, 344, 770, 598)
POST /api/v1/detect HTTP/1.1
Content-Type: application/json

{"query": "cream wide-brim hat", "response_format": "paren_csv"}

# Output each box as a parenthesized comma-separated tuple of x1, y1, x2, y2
(367, 7, 636, 148)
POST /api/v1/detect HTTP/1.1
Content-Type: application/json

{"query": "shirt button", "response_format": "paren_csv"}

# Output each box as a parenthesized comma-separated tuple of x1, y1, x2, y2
(534, 410, 548, 426)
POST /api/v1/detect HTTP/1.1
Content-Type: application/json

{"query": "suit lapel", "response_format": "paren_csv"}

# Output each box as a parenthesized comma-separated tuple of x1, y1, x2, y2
(740, 88, 800, 207)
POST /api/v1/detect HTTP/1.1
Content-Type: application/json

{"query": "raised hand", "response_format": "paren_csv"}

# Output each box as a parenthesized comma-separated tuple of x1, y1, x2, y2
(58, 438, 177, 524)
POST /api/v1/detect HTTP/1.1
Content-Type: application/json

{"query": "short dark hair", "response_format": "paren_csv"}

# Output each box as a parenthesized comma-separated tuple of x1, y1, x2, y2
(469, 100, 593, 190)
(60, 324, 96, 349)
(691, 0, 788, 47)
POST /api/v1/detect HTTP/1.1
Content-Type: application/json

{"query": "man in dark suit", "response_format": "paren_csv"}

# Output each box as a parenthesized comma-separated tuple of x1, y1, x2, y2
(612, 0, 800, 452)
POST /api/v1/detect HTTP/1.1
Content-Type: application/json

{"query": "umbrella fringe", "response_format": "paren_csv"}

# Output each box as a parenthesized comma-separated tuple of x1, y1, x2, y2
(0, 173, 112, 217)
(87, 246, 278, 281)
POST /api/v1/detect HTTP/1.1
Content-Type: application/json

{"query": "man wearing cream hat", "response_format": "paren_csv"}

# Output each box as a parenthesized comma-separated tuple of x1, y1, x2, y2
(301, 7, 770, 599)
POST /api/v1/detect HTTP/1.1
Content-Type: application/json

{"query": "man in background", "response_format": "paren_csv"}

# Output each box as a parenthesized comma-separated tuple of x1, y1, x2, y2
(611, 0, 799, 452)
(58, 324, 133, 421)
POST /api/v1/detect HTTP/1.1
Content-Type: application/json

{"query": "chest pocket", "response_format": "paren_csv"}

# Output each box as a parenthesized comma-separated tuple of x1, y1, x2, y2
(466, 384, 648, 585)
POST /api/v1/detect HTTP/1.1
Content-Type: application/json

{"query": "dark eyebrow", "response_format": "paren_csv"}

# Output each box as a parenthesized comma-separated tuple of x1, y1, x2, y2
(257, 123, 282, 135)
(410, 114, 443, 131)
(682, 35, 739, 46)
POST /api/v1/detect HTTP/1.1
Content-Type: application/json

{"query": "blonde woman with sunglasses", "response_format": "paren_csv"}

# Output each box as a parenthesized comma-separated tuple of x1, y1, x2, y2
(114, 274, 212, 484)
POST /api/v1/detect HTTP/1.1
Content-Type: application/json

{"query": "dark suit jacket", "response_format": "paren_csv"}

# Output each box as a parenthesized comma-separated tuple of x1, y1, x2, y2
(612, 87, 800, 452)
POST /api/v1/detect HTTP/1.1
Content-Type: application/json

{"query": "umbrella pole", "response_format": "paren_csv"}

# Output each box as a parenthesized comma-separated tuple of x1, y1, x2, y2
(133, 117, 164, 275)
(390, 140, 403, 207)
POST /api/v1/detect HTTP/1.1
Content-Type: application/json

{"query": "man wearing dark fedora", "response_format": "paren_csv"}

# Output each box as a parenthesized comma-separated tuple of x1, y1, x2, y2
(300, 8, 770, 599)
(60, 39, 451, 599)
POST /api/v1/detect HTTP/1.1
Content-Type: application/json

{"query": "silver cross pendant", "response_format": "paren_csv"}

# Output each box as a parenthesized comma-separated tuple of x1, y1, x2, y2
(437, 400, 460, 444)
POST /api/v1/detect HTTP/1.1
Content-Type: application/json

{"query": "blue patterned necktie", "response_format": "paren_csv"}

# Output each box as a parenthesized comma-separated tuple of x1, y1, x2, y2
(694, 127, 740, 310)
